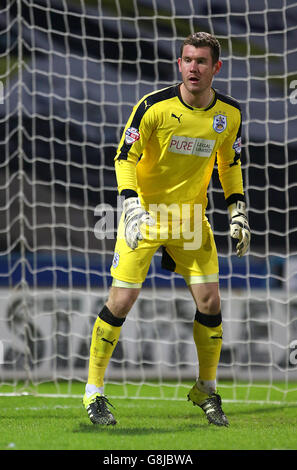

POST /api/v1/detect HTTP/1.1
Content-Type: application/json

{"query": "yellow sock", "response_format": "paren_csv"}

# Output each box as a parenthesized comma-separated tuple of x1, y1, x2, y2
(193, 310, 222, 382)
(87, 306, 124, 388)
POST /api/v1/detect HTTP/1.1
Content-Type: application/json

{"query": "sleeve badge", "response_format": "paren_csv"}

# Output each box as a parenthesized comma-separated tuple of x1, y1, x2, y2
(125, 127, 140, 145)
(232, 137, 242, 154)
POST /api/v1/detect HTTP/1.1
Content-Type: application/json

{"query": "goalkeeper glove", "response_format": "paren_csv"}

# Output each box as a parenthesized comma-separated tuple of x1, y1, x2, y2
(228, 200, 251, 257)
(123, 197, 155, 250)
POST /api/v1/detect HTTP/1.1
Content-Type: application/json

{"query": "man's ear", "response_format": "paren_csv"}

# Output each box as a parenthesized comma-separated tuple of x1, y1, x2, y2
(213, 60, 222, 76)
(177, 57, 182, 72)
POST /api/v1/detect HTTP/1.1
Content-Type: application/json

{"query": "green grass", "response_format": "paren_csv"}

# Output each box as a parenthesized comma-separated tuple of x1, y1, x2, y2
(1, 381, 297, 451)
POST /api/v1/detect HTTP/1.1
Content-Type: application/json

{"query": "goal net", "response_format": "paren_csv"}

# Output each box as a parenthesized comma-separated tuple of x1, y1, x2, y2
(0, 0, 297, 403)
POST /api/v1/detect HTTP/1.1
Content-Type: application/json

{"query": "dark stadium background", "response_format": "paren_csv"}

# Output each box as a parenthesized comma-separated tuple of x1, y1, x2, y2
(0, 0, 296, 289)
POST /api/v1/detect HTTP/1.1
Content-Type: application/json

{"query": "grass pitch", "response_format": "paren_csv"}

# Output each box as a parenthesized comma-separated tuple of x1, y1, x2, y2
(1, 381, 297, 451)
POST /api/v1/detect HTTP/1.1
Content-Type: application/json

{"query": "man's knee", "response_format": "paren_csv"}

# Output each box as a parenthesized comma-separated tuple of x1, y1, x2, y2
(190, 283, 221, 315)
(106, 286, 140, 318)
(199, 293, 221, 315)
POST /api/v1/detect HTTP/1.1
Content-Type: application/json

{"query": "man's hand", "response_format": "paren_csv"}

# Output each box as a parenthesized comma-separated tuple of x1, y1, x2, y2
(228, 201, 251, 257)
(123, 197, 155, 250)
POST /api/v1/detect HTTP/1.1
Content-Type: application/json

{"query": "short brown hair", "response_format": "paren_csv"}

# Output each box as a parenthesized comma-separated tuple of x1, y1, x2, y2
(180, 32, 221, 64)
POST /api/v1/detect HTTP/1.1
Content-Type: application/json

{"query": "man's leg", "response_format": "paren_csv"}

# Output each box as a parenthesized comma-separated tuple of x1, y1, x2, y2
(84, 285, 140, 425)
(190, 282, 222, 395)
(187, 282, 229, 426)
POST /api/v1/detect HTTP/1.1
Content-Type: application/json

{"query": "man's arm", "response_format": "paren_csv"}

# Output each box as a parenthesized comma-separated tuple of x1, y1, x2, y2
(217, 109, 251, 257)
(114, 97, 155, 250)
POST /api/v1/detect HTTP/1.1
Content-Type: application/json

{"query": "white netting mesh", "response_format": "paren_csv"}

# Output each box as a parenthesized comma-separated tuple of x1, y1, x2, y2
(0, 0, 297, 401)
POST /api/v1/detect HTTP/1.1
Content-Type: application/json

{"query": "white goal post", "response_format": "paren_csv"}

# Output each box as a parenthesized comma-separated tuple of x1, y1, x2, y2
(0, 0, 297, 402)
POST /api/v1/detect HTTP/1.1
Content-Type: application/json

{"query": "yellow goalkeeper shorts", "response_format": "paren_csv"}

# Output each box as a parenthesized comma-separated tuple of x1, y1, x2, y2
(110, 212, 219, 286)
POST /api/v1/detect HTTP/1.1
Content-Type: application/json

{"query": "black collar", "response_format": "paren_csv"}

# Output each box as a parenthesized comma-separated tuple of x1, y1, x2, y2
(175, 83, 217, 111)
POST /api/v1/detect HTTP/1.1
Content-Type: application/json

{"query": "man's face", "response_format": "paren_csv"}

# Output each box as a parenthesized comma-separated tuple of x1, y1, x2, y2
(178, 45, 221, 95)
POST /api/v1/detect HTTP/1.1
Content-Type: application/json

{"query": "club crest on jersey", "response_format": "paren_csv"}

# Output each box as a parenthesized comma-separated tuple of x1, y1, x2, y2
(125, 127, 140, 145)
(213, 114, 227, 133)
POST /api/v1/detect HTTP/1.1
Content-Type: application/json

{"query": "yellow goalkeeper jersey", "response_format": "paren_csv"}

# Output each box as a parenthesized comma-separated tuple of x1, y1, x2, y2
(115, 83, 244, 209)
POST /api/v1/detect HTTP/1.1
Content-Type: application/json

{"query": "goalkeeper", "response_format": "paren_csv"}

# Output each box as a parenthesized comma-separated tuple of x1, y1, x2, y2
(83, 32, 251, 427)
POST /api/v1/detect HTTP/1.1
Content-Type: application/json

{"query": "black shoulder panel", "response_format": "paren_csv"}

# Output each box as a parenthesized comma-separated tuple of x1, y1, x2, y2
(118, 85, 177, 160)
(216, 92, 241, 111)
(130, 85, 177, 129)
